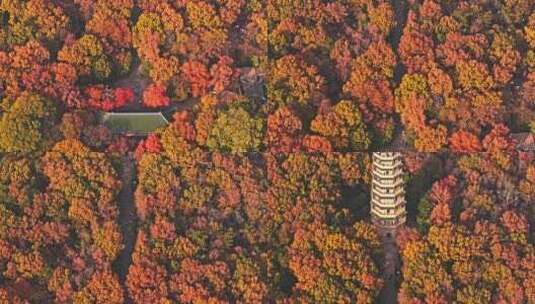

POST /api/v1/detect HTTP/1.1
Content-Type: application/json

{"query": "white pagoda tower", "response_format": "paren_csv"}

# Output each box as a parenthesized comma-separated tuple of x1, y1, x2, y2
(370, 152, 406, 231)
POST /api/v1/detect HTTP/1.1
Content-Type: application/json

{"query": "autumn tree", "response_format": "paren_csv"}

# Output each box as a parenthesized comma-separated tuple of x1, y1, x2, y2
(180, 60, 210, 98)
(395, 73, 447, 152)
(289, 222, 383, 303)
(0, 137, 125, 302)
(344, 41, 396, 116)
(310, 100, 371, 151)
(42, 139, 122, 251)
(395, 0, 534, 151)
(142, 84, 170, 108)
(86, 0, 135, 75)
(206, 105, 264, 153)
(265, 106, 303, 153)
(85, 86, 134, 110)
(0, 156, 38, 206)
(400, 152, 535, 303)
(267, 55, 326, 109)
(135, 134, 162, 160)
(0, 0, 70, 49)
(128, 114, 377, 302)
(449, 130, 482, 153)
(0, 93, 58, 154)
(73, 271, 124, 304)
(58, 34, 112, 80)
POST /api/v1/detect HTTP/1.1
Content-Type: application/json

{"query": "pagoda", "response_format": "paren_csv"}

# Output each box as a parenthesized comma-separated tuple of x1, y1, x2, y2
(370, 152, 406, 233)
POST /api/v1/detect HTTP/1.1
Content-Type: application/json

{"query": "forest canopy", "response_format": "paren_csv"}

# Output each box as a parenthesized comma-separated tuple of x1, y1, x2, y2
(0, 0, 533, 303)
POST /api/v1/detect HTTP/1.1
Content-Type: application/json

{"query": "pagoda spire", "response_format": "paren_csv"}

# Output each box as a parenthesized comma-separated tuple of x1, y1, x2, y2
(370, 152, 407, 236)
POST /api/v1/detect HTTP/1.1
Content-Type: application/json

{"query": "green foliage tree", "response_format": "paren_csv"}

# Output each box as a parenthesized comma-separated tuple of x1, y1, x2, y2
(58, 34, 112, 80)
(0, 0, 69, 49)
(310, 100, 371, 151)
(416, 197, 432, 233)
(0, 93, 57, 154)
(206, 105, 264, 153)
(0, 156, 37, 207)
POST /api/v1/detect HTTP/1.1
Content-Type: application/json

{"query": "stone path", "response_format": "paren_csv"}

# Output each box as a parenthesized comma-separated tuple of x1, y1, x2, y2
(113, 156, 137, 303)
(375, 1, 409, 301)
(390, 0, 409, 85)
(377, 229, 401, 304)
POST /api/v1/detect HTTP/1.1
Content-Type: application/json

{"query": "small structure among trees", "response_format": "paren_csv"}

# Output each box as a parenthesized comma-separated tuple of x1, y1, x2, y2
(101, 112, 169, 137)
(511, 132, 535, 151)
(238, 67, 265, 102)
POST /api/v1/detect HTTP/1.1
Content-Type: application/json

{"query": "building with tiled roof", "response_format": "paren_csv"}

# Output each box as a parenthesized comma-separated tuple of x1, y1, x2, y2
(511, 132, 535, 151)
(102, 112, 169, 136)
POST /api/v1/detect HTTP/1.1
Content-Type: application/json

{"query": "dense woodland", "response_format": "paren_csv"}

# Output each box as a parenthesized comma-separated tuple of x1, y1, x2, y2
(402, 151, 534, 303)
(0, 0, 533, 303)
(397, 0, 535, 152)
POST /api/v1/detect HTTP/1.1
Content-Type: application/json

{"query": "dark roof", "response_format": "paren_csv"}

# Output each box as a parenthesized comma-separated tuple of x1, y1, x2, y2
(511, 133, 535, 151)
(239, 67, 265, 84)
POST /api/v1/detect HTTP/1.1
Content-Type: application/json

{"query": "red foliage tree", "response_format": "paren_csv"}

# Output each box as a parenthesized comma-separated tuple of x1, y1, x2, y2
(135, 134, 162, 160)
(449, 131, 482, 153)
(266, 107, 303, 153)
(171, 111, 197, 142)
(302, 135, 333, 153)
(127, 258, 169, 303)
(482, 124, 515, 152)
(210, 56, 236, 94)
(181, 60, 211, 98)
(143, 84, 171, 108)
(85, 86, 134, 111)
